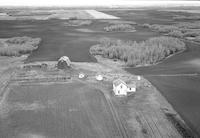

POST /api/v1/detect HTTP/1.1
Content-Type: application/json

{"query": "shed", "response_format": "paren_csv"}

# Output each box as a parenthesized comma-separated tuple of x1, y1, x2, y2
(96, 74, 103, 81)
(126, 83, 136, 92)
(79, 73, 85, 79)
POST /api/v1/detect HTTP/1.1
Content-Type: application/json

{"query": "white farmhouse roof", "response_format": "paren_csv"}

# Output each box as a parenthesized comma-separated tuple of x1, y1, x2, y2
(113, 79, 126, 87)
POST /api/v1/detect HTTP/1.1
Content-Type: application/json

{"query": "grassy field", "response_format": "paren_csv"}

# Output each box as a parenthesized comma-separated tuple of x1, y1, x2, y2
(64, 19, 92, 26)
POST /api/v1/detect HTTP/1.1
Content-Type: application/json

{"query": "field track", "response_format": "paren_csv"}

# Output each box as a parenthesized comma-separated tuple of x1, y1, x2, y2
(98, 85, 129, 138)
(104, 94, 129, 138)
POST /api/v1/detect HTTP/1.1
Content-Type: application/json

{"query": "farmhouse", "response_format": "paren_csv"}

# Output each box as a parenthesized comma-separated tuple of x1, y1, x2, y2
(113, 79, 136, 96)
(57, 56, 71, 69)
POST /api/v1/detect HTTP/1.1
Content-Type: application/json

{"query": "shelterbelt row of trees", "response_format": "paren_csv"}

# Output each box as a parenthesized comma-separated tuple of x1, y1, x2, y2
(142, 22, 200, 42)
(90, 37, 185, 66)
(0, 36, 41, 56)
(104, 24, 136, 32)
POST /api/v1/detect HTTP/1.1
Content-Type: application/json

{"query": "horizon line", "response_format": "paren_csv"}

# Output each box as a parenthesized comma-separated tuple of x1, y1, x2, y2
(0, 1, 200, 7)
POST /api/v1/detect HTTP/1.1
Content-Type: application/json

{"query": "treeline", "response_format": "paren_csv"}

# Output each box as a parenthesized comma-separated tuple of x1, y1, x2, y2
(0, 36, 41, 56)
(142, 23, 179, 33)
(90, 37, 185, 66)
(104, 24, 136, 32)
(142, 22, 200, 42)
(173, 15, 200, 20)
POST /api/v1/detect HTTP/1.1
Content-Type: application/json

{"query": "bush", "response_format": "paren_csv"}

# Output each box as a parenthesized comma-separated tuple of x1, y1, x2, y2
(176, 22, 200, 29)
(90, 37, 185, 66)
(0, 36, 41, 56)
(167, 30, 184, 38)
(142, 24, 179, 33)
(142, 22, 200, 39)
(102, 20, 137, 25)
(173, 15, 200, 20)
(104, 24, 136, 32)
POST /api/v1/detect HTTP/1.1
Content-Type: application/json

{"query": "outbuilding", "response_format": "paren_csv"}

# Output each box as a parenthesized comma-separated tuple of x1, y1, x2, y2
(79, 73, 86, 79)
(95, 74, 103, 81)
(57, 56, 71, 69)
(126, 83, 136, 93)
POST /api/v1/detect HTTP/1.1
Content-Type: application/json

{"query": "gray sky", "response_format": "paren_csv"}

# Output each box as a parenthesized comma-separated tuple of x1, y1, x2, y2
(0, 0, 200, 7)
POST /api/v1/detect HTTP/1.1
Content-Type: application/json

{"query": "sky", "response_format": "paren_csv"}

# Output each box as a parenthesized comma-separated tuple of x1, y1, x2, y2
(0, 0, 200, 7)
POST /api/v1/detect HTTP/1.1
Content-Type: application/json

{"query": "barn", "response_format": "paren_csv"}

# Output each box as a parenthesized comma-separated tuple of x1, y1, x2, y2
(57, 56, 71, 69)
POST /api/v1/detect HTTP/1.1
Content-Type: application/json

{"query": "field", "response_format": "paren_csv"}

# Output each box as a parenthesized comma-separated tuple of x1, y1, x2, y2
(0, 82, 124, 138)
(0, 19, 157, 62)
(0, 60, 186, 138)
(0, 9, 119, 20)
(0, 7, 200, 137)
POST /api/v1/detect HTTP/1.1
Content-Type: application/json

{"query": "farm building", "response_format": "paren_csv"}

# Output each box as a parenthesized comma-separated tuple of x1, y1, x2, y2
(126, 83, 136, 93)
(113, 79, 136, 96)
(95, 74, 103, 81)
(79, 73, 86, 79)
(57, 56, 71, 69)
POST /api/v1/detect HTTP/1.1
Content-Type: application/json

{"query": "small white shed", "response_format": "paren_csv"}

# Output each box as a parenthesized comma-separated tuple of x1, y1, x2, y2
(96, 74, 103, 81)
(126, 83, 136, 92)
(79, 73, 85, 79)
(137, 75, 141, 81)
